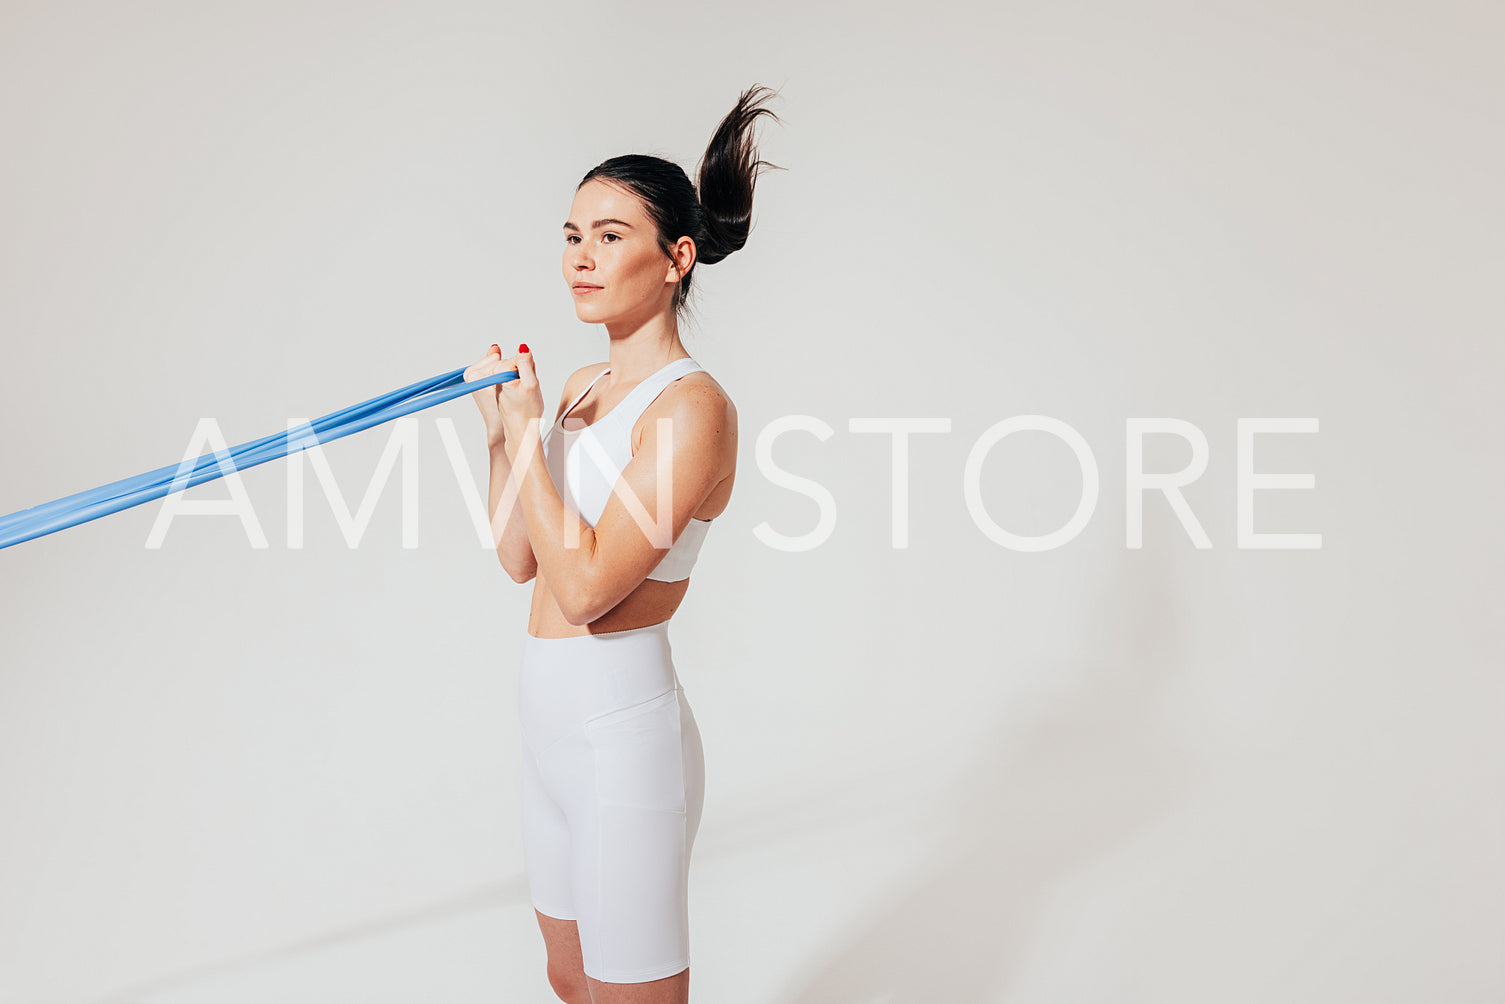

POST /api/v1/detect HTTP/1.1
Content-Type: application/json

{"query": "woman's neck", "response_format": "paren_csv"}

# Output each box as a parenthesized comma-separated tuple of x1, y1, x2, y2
(603, 320, 689, 384)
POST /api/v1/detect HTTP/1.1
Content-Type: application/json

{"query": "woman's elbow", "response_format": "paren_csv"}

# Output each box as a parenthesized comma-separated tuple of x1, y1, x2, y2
(558, 582, 607, 626)
(499, 552, 538, 584)
(559, 596, 595, 626)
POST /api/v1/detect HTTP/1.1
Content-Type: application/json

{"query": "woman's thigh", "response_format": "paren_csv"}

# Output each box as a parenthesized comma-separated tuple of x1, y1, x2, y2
(535, 907, 690, 1004)
(586, 967, 689, 1004)
(518, 623, 703, 991)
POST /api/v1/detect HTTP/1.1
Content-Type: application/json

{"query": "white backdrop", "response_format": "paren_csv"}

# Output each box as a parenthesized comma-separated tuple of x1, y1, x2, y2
(1, 2, 1500, 1002)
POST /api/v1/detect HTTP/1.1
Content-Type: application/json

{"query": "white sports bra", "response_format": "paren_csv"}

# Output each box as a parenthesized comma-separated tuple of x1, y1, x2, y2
(541, 356, 714, 583)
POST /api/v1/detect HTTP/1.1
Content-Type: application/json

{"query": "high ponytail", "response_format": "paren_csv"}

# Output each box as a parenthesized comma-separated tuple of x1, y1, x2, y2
(578, 83, 784, 320)
(692, 84, 784, 266)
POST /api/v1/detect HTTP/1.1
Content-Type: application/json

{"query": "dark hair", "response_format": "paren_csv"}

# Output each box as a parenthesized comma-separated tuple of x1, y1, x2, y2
(578, 83, 785, 322)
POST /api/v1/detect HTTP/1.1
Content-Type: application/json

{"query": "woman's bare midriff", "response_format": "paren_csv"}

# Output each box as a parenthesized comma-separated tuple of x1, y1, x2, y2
(525, 369, 733, 640)
(527, 571, 691, 639)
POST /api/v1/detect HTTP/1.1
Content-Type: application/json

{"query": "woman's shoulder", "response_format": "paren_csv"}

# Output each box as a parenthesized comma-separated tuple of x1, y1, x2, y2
(632, 365, 737, 463)
(567, 360, 613, 388)
(642, 368, 737, 441)
(674, 366, 735, 416)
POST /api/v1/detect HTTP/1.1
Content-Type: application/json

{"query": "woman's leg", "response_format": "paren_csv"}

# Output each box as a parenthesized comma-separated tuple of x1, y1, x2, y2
(535, 909, 591, 1004)
(585, 966, 689, 1004)
(520, 624, 704, 999)
(573, 685, 704, 992)
(521, 740, 589, 1000)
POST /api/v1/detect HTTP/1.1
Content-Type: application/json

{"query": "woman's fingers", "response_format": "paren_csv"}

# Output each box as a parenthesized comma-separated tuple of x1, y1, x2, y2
(464, 352, 491, 382)
(494, 344, 544, 446)
(466, 344, 513, 382)
(510, 344, 536, 386)
(468, 344, 516, 430)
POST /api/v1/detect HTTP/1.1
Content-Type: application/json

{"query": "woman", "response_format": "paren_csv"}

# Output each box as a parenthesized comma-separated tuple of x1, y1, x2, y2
(463, 85, 781, 1004)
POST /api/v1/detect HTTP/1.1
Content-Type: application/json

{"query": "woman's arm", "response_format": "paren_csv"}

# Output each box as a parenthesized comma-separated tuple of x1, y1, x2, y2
(486, 432, 538, 583)
(505, 381, 734, 625)
(469, 346, 584, 583)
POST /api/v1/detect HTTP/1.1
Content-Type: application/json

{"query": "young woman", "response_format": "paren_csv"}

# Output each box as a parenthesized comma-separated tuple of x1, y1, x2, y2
(464, 85, 781, 1004)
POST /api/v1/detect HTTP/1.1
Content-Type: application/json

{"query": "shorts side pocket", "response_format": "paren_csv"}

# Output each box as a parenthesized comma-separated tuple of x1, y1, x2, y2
(584, 688, 687, 813)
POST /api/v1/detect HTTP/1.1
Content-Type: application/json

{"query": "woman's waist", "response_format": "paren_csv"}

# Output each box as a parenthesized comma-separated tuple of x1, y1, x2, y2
(527, 574, 688, 641)
(517, 619, 679, 746)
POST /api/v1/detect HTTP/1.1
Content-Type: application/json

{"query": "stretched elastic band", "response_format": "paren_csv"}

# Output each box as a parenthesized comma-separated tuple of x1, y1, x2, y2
(0, 365, 519, 551)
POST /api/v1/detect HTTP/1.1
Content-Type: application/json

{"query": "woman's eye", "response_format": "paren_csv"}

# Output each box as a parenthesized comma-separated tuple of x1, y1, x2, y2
(601, 232, 620, 243)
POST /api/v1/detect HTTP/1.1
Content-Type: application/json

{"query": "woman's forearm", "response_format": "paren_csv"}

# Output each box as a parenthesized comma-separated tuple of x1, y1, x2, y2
(508, 423, 599, 623)
(488, 432, 538, 582)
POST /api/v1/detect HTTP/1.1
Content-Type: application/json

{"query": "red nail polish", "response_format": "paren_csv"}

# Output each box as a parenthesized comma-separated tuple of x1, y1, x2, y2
(519, 343, 530, 354)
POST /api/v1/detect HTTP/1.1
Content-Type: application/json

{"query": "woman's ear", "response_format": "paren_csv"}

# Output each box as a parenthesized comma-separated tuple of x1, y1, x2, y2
(665, 237, 696, 283)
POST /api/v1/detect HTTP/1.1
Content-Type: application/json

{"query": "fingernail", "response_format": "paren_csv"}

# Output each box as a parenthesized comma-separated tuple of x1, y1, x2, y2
(519, 343, 529, 354)
(490, 344, 500, 354)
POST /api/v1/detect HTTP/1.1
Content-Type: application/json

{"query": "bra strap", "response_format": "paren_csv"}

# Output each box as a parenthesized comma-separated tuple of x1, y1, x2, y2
(547, 365, 612, 436)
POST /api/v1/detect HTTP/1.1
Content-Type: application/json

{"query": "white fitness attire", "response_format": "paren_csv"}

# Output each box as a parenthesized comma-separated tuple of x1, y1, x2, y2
(517, 356, 711, 983)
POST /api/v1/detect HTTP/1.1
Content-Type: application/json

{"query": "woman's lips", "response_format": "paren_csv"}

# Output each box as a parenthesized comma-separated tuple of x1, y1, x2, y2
(572, 284, 602, 294)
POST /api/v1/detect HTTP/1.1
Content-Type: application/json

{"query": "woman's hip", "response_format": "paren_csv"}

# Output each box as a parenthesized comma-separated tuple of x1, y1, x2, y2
(517, 619, 683, 754)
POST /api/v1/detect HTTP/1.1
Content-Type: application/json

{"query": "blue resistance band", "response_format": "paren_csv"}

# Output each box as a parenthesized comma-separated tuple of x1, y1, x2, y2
(0, 365, 519, 551)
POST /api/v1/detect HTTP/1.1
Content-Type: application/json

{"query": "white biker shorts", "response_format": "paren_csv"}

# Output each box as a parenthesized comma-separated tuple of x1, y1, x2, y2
(516, 619, 706, 983)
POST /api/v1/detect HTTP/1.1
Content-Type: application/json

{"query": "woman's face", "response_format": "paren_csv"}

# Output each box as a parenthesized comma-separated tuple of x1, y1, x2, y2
(562, 179, 678, 325)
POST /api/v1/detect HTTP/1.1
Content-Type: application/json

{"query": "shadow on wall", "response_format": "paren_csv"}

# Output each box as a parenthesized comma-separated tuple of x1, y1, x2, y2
(766, 547, 1201, 1003)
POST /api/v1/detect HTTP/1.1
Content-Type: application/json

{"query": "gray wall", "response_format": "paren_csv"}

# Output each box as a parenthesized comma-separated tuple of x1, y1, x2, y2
(1, 2, 1499, 1002)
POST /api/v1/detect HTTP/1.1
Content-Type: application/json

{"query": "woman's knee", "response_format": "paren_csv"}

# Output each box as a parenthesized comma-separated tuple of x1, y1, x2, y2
(546, 960, 591, 1004)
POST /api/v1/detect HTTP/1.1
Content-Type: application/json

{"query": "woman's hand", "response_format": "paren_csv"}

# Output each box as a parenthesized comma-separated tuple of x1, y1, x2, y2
(464, 344, 516, 446)
(494, 344, 545, 457)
